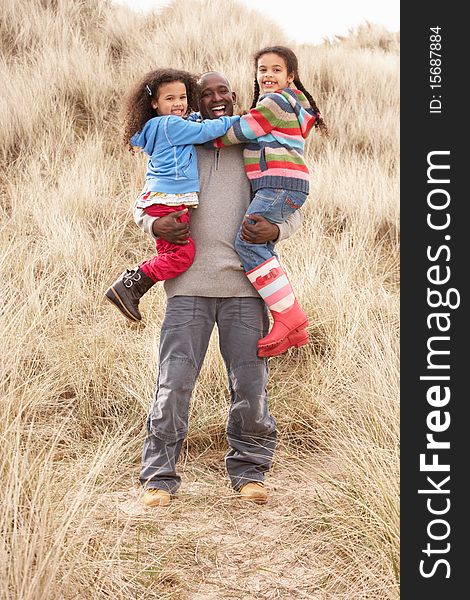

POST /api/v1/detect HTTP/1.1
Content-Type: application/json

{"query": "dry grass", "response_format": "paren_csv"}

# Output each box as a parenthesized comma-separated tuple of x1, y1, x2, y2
(1, 0, 399, 598)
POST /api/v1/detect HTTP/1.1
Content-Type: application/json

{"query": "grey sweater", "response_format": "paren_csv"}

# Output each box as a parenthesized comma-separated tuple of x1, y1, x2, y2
(133, 145, 302, 298)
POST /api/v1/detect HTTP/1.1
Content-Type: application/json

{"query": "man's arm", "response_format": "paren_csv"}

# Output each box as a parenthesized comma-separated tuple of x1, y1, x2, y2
(133, 204, 189, 243)
(276, 209, 303, 242)
(240, 210, 303, 244)
(134, 203, 302, 245)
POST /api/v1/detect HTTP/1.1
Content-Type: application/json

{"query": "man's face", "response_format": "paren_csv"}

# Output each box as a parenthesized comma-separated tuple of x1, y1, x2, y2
(198, 73, 236, 120)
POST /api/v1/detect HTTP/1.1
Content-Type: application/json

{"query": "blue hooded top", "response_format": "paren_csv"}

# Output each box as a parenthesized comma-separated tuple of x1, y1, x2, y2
(131, 114, 239, 194)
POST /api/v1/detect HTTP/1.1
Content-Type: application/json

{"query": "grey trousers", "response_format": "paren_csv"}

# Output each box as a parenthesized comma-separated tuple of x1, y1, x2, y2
(140, 296, 277, 493)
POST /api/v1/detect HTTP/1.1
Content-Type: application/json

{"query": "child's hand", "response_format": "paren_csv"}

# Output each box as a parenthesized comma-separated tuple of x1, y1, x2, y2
(240, 214, 279, 243)
(152, 209, 190, 244)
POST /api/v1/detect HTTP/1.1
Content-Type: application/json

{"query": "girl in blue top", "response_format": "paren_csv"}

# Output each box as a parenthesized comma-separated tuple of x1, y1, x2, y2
(105, 68, 239, 322)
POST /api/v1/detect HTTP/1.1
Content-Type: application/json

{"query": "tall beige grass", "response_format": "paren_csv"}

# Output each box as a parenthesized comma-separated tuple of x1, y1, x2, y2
(1, 0, 399, 598)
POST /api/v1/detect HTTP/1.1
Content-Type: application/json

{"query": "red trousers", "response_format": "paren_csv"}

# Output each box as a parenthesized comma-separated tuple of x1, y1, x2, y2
(139, 204, 195, 282)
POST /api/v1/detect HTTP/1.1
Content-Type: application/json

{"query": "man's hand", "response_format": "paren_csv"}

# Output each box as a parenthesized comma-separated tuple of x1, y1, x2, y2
(152, 209, 190, 244)
(240, 214, 279, 244)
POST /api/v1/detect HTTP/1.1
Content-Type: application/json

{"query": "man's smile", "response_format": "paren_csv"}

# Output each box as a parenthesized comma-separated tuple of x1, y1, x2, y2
(210, 104, 227, 116)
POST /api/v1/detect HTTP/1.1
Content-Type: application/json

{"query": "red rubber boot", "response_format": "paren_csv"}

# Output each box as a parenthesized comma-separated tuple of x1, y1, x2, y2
(246, 257, 309, 355)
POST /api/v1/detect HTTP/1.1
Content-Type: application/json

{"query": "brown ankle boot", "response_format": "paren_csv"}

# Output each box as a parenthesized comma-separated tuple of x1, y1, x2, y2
(105, 267, 155, 322)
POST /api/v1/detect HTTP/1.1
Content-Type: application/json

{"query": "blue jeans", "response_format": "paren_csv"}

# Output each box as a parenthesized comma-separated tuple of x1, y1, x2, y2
(235, 188, 307, 272)
(140, 296, 277, 493)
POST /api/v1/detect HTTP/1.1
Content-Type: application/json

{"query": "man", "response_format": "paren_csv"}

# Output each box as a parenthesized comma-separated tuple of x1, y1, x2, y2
(135, 72, 302, 506)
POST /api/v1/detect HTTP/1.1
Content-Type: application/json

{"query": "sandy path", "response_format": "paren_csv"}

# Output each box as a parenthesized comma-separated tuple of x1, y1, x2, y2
(101, 451, 334, 599)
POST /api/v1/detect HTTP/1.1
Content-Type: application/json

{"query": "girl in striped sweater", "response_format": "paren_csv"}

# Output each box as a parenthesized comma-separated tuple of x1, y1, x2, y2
(215, 46, 328, 357)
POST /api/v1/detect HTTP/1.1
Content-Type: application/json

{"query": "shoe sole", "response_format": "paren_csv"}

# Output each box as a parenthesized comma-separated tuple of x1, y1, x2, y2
(257, 319, 309, 349)
(258, 328, 309, 357)
(240, 495, 268, 505)
(104, 288, 140, 323)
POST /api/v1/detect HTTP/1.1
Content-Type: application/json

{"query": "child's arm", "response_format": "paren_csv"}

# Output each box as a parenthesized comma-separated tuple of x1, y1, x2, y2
(214, 95, 282, 148)
(215, 91, 320, 147)
(130, 114, 237, 152)
(240, 211, 303, 244)
(165, 115, 240, 146)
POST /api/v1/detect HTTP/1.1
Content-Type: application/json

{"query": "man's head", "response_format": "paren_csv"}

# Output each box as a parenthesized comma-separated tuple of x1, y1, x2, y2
(197, 72, 237, 120)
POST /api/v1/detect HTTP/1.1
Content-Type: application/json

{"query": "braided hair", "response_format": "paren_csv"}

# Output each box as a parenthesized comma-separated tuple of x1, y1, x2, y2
(122, 68, 200, 150)
(250, 46, 328, 137)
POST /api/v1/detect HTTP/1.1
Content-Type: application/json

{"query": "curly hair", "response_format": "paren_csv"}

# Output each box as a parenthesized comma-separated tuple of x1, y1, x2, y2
(250, 46, 328, 137)
(122, 68, 200, 149)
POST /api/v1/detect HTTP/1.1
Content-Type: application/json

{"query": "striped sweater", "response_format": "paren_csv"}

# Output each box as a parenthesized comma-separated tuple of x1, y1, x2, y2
(214, 87, 319, 194)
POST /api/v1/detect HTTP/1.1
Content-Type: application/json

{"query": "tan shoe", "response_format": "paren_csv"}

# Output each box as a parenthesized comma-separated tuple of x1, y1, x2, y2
(142, 488, 171, 507)
(239, 482, 268, 504)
